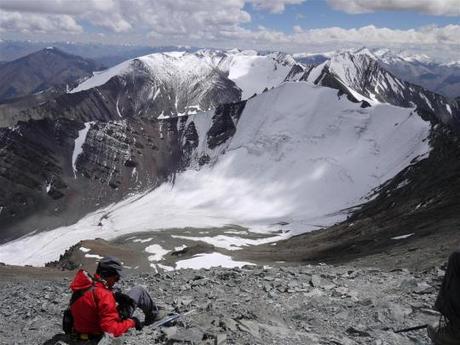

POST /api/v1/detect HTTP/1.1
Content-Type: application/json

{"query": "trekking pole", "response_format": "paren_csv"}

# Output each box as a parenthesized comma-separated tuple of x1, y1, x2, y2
(151, 309, 196, 328)
(394, 324, 427, 333)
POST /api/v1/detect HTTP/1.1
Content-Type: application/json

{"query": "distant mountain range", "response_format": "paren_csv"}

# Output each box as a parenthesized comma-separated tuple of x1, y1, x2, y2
(294, 48, 460, 99)
(0, 40, 198, 68)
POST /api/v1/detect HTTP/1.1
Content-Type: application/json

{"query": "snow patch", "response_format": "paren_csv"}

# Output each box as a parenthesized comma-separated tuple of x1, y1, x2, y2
(132, 237, 152, 243)
(69, 59, 133, 93)
(157, 263, 174, 271)
(171, 234, 285, 251)
(419, 93, 434, 111)
(391, 233, 414, 240)
(175, 252, 254, 270)
(145, 244, 170, 262)
(85, 253, 103, 259)
(72, 122, 92, 178)
(79, 247, 91, 253)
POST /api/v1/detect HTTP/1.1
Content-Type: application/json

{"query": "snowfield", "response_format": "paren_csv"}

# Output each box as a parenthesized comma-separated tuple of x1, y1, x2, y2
(0, 81, 431, 266)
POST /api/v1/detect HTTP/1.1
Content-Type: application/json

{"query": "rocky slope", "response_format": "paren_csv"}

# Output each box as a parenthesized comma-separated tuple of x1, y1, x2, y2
(0, 262, 443, 345)
(0, 100, 246, 242)
(0, 49, 298, 241)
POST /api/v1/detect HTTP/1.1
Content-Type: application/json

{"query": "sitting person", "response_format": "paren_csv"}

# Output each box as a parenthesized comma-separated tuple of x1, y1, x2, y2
(68, 256, 160, 340)
(428, 249, 460, 344)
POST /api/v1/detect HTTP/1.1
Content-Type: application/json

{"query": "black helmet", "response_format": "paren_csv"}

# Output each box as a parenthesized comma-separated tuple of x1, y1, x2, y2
(96, 256, 125, 278)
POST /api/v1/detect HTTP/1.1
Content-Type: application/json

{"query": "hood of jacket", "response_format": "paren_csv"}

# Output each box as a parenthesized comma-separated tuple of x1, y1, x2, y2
(70, 269, 94, 292)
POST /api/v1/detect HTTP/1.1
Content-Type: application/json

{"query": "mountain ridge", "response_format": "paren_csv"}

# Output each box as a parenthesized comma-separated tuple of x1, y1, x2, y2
(0, 47, 458, 271)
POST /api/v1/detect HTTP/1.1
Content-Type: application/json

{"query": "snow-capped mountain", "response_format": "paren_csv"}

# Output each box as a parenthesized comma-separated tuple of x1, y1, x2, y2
(376, 51, 460, 99)
(69, 49, 297, 117)
(0, 79, 432, 265)
(294, 47, 460, 99)
(0, 47, 458, 265)
(0, 49, 298, 129)
(299, 49, 459, 125)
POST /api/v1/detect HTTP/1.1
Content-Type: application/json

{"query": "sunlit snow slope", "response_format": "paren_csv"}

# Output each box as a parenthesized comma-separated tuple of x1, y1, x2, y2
(70, 49, 295, 101)
(0, 81, 431, 265)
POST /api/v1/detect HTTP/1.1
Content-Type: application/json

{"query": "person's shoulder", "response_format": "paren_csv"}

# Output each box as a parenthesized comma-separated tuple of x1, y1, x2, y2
(93, 284, 113, 299)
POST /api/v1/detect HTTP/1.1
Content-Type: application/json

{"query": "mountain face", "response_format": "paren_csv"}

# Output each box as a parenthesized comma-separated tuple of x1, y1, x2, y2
(0, 100, 247, 243)
(0, 81, 431, 265)
(0, 48, 457, 265)
(0, 50, 297, 128)
(69, 49, 297, 111)
(0, 47, 101, 103)
(298, 50, 459, 126)
(294, 48, 460, 99)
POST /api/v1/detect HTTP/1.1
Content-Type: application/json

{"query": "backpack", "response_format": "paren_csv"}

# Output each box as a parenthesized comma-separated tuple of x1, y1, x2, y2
(62, 286, 94, 334)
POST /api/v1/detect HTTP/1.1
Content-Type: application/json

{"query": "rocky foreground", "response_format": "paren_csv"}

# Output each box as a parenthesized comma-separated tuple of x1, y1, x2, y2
(0, 263, 443, 345)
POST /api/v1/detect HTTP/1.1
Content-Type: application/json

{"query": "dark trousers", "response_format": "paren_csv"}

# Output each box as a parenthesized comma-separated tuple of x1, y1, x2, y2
(435, 249, 460, 328)
(115, 286, 157, 319)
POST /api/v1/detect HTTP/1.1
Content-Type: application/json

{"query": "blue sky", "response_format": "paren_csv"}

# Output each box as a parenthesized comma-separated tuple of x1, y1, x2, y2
(243, 1, 458, 31)
(0, 0, 459, 58)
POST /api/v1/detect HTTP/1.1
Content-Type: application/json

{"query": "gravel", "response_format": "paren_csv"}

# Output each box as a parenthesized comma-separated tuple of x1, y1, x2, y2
(0, 264, 443, 345)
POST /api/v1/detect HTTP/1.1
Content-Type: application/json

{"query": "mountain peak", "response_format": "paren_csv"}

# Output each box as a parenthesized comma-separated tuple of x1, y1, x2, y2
(0, 47, 100, 102)
(354, 47, 377, 58)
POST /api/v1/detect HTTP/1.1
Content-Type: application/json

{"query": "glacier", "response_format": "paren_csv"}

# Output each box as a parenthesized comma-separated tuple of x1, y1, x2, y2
(0, 81, 431, 266)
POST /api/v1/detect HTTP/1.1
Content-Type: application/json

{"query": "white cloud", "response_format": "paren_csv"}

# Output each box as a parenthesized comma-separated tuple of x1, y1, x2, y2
(328, 0, 460, 16)
(0, 0, 253, 35)
(207, 24, 460, 50)
(0, 0, 114, 15)
(249, 0, 306, 13)
(289, 24, 460, 45)
(0, 11, 83, 33)
(0, 0, 459, 60)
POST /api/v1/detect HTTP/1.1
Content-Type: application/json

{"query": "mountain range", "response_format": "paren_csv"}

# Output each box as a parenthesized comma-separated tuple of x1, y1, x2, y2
(0, 46, 459, 267)
(294, 47, 460, 99)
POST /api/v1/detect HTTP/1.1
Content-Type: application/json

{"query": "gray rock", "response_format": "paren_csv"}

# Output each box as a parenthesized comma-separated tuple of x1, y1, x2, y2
(215, 333, 227, 345)
(164, 327, 204, 343)
(237, 319, 261, 339)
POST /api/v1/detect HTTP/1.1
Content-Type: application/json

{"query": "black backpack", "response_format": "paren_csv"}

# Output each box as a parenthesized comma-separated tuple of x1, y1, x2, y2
(62, 286, 94, 334)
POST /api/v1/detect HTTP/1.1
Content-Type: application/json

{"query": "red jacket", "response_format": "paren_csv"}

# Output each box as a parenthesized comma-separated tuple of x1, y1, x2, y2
(69, 269, 135, 337)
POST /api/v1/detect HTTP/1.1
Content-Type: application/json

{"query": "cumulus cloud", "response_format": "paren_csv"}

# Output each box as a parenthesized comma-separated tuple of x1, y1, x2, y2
(328, 0, 460, 16)
(0, 0, 254, 35)
(0, 0, 115, 15)
(0, 0, 459, 58)
(0, 11, 83, 33)
(142, 0, 251, 40)
(249, 0, 306, 14)
(211, 24, 460, 49)
(0, 0, 135, 32)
